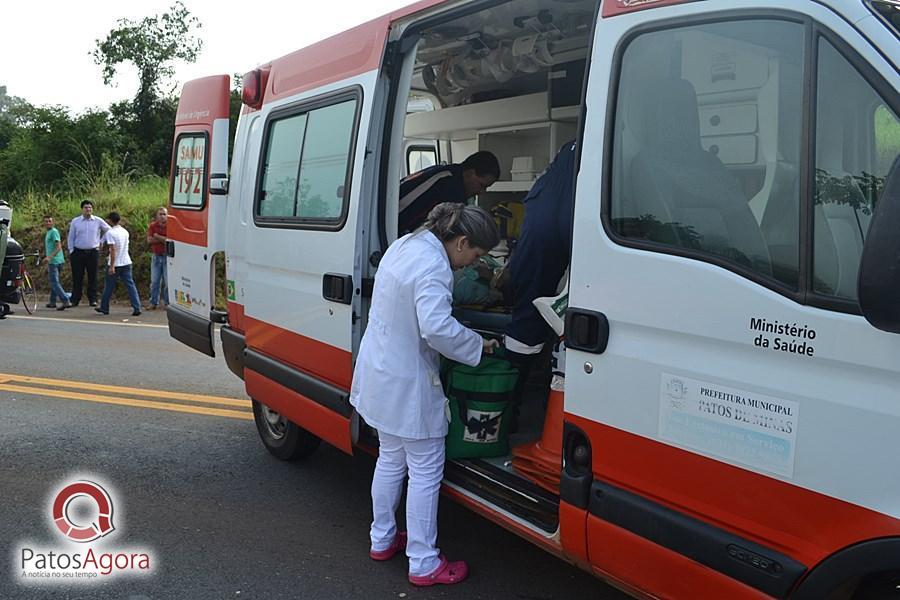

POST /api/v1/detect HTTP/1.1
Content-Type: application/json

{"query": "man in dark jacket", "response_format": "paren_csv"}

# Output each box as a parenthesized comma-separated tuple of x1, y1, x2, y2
(504, 141, 577, 359)
(399, 151, 500, 233)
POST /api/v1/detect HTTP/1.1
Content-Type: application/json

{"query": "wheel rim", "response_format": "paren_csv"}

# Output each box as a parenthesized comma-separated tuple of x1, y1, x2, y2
(20, 275, 37, 314)
(261, 405, 288, 440)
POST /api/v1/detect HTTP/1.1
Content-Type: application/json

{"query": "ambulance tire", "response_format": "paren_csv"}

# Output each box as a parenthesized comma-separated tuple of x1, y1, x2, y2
(252, 399, 321, 461)
(850, 570, 900, 599)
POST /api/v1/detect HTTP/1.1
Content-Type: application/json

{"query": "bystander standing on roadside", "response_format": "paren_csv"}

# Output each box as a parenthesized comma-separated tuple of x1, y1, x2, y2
(67, 199, 109, 307)
(42, 216, 71, 310)
(147, 207, 168, 310)
(95, 212, 142, 317)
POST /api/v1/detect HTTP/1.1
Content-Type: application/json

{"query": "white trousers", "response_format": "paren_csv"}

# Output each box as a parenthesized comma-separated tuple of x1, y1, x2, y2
(370, 431, 445, 576)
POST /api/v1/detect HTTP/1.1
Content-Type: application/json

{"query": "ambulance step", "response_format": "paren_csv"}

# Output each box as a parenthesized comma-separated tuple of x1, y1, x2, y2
(444, 458, 559, 533)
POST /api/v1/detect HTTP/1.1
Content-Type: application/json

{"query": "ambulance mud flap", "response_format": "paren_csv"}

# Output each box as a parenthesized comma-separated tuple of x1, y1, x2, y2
(167, 306, 214, 357)
(559, 423, 592, 563)
(560, 423, 593, 508)
(588, 481, 806, 598)
(220, 325, 245, 380)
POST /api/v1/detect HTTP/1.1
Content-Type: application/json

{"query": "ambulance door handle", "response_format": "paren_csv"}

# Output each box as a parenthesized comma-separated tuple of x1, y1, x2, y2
(322, 273, 353, 305)
(564, 308, 609, 354)
(166, 241, 175, 258)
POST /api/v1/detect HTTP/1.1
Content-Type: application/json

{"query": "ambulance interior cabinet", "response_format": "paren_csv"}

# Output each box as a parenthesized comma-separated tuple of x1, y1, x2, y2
(478, 121, 578, 193)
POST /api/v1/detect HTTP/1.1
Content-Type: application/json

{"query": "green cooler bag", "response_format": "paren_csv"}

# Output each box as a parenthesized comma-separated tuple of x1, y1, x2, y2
(444, 356, 519, 459)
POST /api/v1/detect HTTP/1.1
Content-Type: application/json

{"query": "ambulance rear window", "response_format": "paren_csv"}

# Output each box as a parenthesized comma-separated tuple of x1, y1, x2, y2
(171, 134, 207, 209)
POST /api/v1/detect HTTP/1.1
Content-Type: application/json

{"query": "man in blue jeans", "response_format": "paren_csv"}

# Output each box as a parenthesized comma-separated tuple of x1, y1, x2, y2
(42, 216, 71, 310)
(146, 206, 168, 309)
(95, 212, 142, 317)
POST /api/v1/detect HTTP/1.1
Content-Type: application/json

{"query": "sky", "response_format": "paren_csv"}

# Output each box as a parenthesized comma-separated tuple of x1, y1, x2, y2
(2, 0, 413, 114)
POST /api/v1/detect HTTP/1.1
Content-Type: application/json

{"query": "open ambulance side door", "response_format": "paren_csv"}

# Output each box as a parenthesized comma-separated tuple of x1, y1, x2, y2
(565, 3, 900, 598)
(166, 75, 231, 357)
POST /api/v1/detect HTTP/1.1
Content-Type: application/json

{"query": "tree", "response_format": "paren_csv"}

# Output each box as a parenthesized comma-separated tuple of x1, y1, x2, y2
(92, 2, 202, 150)
(229, 74, 243, 160)
(0, 104, 126, 195)
(0, 86, 25, 156)
(0, 86, 25, 123)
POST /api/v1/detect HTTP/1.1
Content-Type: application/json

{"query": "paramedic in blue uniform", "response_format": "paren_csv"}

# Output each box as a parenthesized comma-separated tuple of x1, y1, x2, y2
(504, 141, 577, 361)
(350, 203, 500, 587)
(398, 151, 501, 233)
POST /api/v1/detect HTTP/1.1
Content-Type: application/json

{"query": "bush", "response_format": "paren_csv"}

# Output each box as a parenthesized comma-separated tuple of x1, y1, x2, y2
(9, 175, 169, 304)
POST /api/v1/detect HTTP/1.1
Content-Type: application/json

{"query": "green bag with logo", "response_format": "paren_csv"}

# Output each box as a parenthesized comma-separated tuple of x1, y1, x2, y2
(444, 355, 520, 459)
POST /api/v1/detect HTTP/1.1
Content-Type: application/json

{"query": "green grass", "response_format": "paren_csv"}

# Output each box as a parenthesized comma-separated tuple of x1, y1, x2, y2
(11, 176, 168, 234)
(7, 176, 168, 301)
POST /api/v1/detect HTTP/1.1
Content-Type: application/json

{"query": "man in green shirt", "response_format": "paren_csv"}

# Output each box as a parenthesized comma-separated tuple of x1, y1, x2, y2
(42, 215, 70, 310)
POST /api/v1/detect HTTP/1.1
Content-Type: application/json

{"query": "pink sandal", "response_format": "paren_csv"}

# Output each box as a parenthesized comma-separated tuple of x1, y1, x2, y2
(408, 555, 468, 586)
(369, 532, 407, 561)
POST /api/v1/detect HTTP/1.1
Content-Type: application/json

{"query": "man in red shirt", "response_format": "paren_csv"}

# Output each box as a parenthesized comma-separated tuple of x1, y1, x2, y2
(147, 207, 168, 309)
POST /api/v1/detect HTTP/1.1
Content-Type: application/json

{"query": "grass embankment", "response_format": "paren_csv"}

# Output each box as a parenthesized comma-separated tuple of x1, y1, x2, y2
(9, 176, 168, 303)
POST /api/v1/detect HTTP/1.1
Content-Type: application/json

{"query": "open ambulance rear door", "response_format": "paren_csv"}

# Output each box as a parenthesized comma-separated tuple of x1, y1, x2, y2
(166, 75, 231, 357)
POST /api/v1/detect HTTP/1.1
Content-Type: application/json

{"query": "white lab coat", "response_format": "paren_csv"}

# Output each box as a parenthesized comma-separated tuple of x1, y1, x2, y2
(350, 230, 483, 439)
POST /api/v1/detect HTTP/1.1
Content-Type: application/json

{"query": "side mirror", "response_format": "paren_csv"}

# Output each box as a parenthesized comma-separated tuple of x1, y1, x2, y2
(858, 154, 900, 333)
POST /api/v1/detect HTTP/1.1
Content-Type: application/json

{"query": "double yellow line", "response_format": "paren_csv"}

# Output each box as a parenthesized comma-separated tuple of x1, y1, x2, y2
(0, 373, 252, 420)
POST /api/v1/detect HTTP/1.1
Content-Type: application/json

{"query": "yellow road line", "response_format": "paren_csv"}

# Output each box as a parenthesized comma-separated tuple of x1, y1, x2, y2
(0, 373, 248, 408)
(0, 383, 253, 421)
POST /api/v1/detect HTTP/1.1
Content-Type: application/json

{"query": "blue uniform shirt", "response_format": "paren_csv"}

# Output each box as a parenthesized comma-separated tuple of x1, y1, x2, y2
(505, 141, 578, 350)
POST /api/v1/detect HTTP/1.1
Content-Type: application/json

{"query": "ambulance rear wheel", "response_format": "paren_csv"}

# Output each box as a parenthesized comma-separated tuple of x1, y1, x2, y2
(252, 399, 321, 460)
(850, 570, 900, 599)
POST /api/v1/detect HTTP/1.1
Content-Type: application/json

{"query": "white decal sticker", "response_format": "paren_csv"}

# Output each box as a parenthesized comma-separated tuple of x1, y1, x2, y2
(659, 373, 799, 478)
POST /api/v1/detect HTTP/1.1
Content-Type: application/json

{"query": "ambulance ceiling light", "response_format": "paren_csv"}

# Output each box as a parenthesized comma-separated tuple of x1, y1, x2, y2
(241, 68, 270, 109)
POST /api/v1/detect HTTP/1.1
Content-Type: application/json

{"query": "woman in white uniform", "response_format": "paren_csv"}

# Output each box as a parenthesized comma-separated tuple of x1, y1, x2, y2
(350, 202, 500, 586)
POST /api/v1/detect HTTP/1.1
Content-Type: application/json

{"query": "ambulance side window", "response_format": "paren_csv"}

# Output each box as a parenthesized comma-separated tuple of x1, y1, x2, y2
(812, 38, 900, 301)
(256, 94, 359, 226)
(259, 114, 307, 218)
(609, 20, 805, 291)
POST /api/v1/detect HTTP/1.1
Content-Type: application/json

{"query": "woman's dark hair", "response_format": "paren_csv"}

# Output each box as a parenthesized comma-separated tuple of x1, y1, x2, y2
(424, 202, 500, 251)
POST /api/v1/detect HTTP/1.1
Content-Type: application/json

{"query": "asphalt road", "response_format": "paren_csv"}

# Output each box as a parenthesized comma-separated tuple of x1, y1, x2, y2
(0, 307, 630, 600)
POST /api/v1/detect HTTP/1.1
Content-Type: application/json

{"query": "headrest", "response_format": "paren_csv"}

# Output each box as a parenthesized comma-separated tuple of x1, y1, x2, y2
(641, 78, 702, 153)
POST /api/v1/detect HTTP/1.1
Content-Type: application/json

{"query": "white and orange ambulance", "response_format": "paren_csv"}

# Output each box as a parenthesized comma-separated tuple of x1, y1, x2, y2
(164, 0, 900, 597)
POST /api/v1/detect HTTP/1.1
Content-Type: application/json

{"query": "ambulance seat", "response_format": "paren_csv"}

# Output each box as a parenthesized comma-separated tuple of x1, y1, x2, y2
(628, 78, 772, 276)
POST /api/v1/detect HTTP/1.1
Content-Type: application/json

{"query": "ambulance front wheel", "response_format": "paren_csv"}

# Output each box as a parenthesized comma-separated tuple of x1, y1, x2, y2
(252, 399, 321, 460)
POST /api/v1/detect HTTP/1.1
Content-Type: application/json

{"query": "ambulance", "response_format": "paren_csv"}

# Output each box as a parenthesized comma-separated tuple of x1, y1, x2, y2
(164, 0, 900, 597)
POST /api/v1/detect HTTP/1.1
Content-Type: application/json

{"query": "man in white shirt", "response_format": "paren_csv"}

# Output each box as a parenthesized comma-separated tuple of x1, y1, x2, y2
(94, 212, 142, 316)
